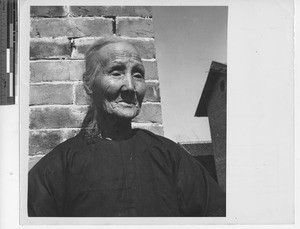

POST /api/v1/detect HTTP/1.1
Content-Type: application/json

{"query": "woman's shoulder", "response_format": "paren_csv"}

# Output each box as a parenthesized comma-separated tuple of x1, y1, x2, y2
(44, 133, 86, 157)
(135, 129, 187, 157)
(136, 129, 178, 146)
(29, 133, 86, 172)
(136, 129, 203, 161)
(56, 132, 86, 150)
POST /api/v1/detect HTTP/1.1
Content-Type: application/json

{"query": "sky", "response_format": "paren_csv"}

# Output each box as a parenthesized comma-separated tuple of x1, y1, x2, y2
(152, 6, 228, 143)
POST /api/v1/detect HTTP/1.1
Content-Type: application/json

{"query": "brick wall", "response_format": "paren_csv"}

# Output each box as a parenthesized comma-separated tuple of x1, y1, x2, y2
(29, 6, 163, 169)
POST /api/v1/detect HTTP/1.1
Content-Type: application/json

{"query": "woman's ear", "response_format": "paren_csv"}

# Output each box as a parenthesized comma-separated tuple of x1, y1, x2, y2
(84, 83, 93, 95)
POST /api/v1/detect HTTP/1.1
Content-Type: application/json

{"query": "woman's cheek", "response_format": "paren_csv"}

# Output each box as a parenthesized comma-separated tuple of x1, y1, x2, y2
(102, 80, 121, 101)
(137, 82, 146, 102)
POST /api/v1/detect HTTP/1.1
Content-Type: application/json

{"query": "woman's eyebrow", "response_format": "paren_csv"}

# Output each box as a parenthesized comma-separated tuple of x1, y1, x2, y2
(106, 64, 125, 72)
(105, 59, 125, 67)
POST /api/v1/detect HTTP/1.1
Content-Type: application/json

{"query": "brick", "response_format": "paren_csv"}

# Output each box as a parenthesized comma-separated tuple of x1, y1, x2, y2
(31, 18, 113, 38)
(75, 83, 91, 105)
(30, 6, 67, 18)
(132, 123, 164, 136)
(30, 61, 68, 82)
(30, 60, 85, 82)
(144, 82, 160, 102)
(144, 124, 164, 136)
(69, 60, 86, 81)
(143, 60, 158, 80)
(29, 129, 80, 156)
(29, 130, 61, 155)
(30, 38, 71, 59)
(133, 103, 162, 124)
(70, 6, 152, 17)
(72, 37, 155, 59)
(71, 37, 97, 59)
(30, 84, 74, 105)
(29, 106, 88, 129)
(116, 17, 153, 38)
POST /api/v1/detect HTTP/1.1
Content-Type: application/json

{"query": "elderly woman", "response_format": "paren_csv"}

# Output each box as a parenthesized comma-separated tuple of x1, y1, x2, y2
(28, 37, 225, 217)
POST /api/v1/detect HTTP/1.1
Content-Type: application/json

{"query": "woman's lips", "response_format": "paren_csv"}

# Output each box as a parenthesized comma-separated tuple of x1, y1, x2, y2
(117, 100, 138, 107)
(115, 97, 138, 105)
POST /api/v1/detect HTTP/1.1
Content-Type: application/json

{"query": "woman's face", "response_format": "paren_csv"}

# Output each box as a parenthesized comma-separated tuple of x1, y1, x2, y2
(92, 42, 146, 120)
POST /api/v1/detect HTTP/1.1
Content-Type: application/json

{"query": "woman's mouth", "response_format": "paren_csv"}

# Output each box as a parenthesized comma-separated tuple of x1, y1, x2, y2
(118, 100, 138, 107)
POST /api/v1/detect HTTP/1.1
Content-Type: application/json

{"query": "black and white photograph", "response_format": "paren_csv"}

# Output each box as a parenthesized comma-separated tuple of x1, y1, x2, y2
(0, 0, 295, 227)
(27, 5, 227, 217)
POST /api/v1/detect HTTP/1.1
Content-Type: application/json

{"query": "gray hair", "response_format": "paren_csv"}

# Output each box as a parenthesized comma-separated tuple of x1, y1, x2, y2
(80, 37, 138, 142)
(83, 36, 126, 95)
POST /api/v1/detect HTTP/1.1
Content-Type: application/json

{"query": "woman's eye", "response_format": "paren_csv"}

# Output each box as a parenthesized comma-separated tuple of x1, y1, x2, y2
(133, 72, 144, 79)
(111, 71, 122, 76)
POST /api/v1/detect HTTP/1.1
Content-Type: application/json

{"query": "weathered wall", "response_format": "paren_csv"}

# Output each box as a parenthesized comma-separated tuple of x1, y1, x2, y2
(207, 75, 226, 191)
(29, 6, 163, 169)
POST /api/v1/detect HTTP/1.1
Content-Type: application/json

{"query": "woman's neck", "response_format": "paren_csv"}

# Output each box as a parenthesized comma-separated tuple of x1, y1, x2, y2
(96, 110, 133, 140)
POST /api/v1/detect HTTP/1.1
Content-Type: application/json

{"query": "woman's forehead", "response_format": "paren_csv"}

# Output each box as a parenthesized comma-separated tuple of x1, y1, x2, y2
(98, 42, 142, 62)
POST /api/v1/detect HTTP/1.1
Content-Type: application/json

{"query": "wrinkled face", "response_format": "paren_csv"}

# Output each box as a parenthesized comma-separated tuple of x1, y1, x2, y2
(92, 42, 146, 120)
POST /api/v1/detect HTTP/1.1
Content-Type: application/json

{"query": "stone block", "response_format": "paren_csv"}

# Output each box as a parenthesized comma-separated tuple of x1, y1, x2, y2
(143, 60, 158, 80)
(116, 17, 154, 38)
(29, 130, 62, 156)
(30, 61, 69, 82)
(72, 37, 155, 59)
(71, 37, 98, 59)
(69, 6, 152, 17)
(75, 83, 91, 105)
(133, 103, 162, 124)
(29, 106, 88, 129)
(30, 84, 74, 105)
(144, 81, 160, 102)
(69, 60, 86, 81)
(30, 6, 67, 18)
(31, 18, 113, 38)
(29, 129, 80, 156)
(30, 38, 71, 59)
(30, 60, 85, 82)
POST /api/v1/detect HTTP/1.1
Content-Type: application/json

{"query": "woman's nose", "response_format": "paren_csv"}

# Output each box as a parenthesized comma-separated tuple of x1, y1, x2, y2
(120, 73, 136, 102)
(123, 73, 135, 91)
